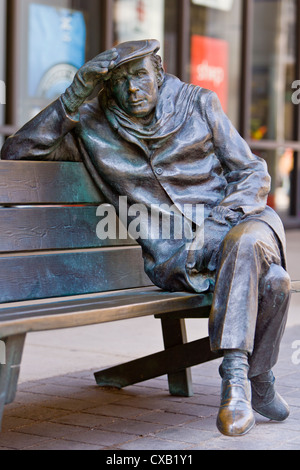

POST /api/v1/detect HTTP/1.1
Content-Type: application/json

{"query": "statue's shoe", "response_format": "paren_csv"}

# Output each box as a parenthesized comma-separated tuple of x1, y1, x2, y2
(251, 371, 290, 422)
(217, 378, 255, 437)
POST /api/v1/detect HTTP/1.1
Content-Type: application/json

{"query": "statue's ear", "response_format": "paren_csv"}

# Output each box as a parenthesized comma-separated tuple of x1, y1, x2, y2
(157, 70, 165, 88)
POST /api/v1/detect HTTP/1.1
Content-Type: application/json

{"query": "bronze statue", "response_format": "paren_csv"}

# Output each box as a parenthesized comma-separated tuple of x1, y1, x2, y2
(1, 40, 291, 437)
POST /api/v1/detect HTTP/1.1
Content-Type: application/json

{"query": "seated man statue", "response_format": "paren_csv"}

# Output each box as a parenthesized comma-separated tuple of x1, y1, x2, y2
(1, 40, 291, 437)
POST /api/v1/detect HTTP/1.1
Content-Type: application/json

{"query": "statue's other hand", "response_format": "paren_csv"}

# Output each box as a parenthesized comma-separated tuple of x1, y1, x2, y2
(186, 218, 231, 274)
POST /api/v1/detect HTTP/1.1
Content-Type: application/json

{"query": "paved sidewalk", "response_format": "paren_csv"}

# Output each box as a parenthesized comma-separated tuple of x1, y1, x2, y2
(0, 230, 299, 451)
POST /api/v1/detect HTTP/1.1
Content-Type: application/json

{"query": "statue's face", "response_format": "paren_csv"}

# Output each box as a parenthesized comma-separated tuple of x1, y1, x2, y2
(110, 56, 159, 118)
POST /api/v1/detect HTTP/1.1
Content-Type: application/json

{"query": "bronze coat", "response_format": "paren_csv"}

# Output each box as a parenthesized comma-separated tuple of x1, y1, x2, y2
(1, 74, 286, 292)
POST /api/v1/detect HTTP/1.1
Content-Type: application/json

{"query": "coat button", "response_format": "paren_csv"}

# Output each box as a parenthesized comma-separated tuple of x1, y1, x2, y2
(155, 167, 163, 175)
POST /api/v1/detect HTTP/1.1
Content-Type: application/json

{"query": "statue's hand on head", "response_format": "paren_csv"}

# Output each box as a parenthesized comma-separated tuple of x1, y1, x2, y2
(62, 49, 119, 113)
(76, 49, 119, 96)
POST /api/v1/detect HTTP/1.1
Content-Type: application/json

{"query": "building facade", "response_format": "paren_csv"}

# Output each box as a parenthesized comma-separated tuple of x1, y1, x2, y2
(0, 0, 300, 227)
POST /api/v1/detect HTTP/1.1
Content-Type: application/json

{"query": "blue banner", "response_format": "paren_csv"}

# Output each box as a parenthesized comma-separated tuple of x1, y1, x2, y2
(28, 4, 86, 99)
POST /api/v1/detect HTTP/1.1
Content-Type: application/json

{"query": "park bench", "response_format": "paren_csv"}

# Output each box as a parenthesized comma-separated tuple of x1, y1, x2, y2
(0, 160, 220, 429)
(0, 160, 299, 430)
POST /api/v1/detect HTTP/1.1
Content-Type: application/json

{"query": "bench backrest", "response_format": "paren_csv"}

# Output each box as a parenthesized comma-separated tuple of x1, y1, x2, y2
(0, 161, 152, 303)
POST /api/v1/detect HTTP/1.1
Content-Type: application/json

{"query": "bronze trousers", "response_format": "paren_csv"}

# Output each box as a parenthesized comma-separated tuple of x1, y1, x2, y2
(209, 219, 291, 377)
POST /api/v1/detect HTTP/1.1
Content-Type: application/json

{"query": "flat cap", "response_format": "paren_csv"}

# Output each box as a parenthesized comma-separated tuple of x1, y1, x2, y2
(112, 39, 160, 69)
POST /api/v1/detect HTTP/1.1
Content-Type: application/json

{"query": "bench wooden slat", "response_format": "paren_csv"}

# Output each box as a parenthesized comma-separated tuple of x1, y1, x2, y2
(291, 280, 300, 293)
(0, 287, 213, 338)
(0, 206, 134, 252)
(0, 161, 103, 204)
(0, 246, 152, 303)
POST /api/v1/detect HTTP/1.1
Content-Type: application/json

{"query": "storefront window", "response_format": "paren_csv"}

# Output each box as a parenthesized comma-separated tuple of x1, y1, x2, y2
(251, 0, 297, 142)
(113, 0, 178, 75)
(251, 0, 297, 216)
(255, 148, 294, 216)
(0, 0, 6, 147)
(16, 0, 101, 126)
(190, 0, 242, 128)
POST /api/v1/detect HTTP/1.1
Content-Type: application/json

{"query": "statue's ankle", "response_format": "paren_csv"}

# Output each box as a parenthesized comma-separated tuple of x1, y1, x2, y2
(220, 349, 249, 382)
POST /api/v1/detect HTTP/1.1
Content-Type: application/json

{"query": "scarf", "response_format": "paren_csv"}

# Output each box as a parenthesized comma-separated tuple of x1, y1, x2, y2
(99, 74, 200, 157)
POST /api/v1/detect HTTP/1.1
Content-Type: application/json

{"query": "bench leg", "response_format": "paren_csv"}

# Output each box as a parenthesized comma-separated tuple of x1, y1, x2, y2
(160, 317, 193, 397)
(94, 335, 222, 393)
(0, 334, 26, 430)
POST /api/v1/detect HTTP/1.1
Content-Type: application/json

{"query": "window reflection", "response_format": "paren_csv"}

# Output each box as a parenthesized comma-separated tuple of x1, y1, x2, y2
(0, 0, 6, 147)
(251, 0, 296, 142)
(113, 0, 178, 75)
(190, 0, 242, 127)
(113, 0, 165, 51)
(17, 0, 101, 126)
(256, 147, 294, 216)
(276, 148, 294, 212)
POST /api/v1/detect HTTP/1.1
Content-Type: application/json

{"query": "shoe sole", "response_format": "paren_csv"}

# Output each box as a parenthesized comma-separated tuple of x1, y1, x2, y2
(252, 405, 289, 422)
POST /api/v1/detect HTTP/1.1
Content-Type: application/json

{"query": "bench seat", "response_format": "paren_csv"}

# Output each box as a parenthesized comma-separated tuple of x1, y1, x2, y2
(0, 286, 212, 338)
(0, 160, 218, 429)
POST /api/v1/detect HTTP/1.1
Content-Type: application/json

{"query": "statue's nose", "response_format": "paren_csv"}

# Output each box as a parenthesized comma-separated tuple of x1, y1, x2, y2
(128, 78, 139, 93)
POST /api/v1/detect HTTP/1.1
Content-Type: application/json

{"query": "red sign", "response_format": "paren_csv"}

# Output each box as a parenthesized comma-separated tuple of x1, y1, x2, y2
(191, 35, 228, 112)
